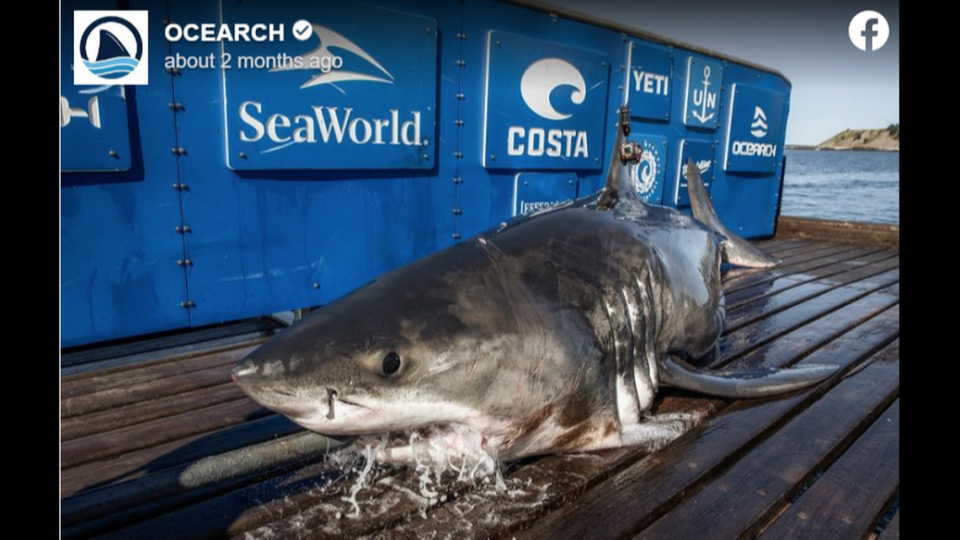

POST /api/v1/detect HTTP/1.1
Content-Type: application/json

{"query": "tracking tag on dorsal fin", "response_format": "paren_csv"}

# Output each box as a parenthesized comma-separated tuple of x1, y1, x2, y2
(597, 107, 642, 210)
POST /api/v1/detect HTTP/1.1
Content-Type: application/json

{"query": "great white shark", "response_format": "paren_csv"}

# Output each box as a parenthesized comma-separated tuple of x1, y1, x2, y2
(232, 108, 837, 463)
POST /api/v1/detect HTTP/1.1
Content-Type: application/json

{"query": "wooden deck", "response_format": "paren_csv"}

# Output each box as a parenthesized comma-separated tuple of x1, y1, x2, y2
(60, 226, 901, 539)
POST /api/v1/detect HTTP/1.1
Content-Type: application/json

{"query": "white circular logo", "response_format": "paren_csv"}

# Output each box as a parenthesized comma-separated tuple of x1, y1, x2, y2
(632, 140, 660, 200)
(520, 58, 587, 121)
(849, 11, 890, 52)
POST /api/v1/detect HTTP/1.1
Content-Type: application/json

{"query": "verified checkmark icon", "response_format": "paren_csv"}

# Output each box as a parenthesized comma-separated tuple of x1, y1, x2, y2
(292, 20, 312, 41)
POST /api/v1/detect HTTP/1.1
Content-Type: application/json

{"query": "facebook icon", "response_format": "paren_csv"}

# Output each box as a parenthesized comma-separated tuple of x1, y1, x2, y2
(849, 11, 890, 52)
(862, 18, 880, 51)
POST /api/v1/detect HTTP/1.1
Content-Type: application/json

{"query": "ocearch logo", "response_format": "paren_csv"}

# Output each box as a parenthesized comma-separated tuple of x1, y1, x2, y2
(74, 11, 149, 85)
(520, 58, 586, 120)
(751, 107, 768, 138)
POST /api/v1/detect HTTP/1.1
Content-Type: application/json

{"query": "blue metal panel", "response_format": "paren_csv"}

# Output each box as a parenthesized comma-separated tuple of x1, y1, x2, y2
(60, 87, 132, 172)
(513, 173, 579, 216)
(628, 42, 673, 123)
(221, 0, 438, 170)
(699, 62, 790, 239)
(167, 0, 459, 327)
(482, 32, 610, 171)
(722, 84, 787, 173)
(61, 0, 190, 347)
(675, 140, 716, 207)
(630, 133, 668, 205)
(682, 57, 723, 130)
(457, 1, 625, 239)
(60, 0, 792, 346)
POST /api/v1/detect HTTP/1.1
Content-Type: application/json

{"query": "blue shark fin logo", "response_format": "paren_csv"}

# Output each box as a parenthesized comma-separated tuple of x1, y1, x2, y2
(273, 24, 394, 89)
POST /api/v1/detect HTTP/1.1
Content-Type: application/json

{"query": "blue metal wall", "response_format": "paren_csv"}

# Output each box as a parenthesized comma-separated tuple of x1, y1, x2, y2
(60, 0, 791, 347)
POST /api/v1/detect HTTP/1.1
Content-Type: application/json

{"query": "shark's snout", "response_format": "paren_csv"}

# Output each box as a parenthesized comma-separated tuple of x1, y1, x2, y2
(230, 358, 267, 401)
(231, 361, 256, 384)
(230, 357, 269, 396)
(231, 356, 320, 418)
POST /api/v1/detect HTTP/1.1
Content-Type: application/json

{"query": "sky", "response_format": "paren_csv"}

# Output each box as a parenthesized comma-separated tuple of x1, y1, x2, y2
(546, 0, 900, 145)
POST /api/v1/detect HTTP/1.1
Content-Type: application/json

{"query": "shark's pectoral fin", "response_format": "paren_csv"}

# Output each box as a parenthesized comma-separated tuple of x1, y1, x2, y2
(660, 356, 839, 398)
(685, 158, 780, 268)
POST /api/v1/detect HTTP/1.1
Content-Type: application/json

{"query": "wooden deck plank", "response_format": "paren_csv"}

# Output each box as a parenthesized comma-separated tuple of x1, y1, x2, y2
(516, 336, 899, 540)
(756, 238, 813, 254)
(725, 249, 897, 309)
(61, 320, 274, 371)
(725, 259, 899, 332)
(880, 510, 901, 540)
(60, 415, 300, 496)
(723, 244, 876, 293)
(728, 301, 899, 371)
(635, 355, 900, 539)
(61, 399, 270, 469)
(63, 464, 303, 540)
(92, 459, 353, 540)
(777, 217, 899, 248)
(61, 362, 236, 418)
(719, 278, 898, 365)
(724, 256, 900, 334)
(769, 241, 846, 260)
(762, 243, 859, 268)
(61, 433, 338, 538)
(61, 383, 244, 441)
(725, 256, 899, 330)
(61, 340, 261, 393)
(758, 401, 900, 539)
(718, 250, 890, 317)
(723, 243, 862, 287)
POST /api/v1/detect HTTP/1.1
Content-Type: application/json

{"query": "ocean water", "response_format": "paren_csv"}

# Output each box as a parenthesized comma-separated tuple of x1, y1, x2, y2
(781, 150, 900, 224)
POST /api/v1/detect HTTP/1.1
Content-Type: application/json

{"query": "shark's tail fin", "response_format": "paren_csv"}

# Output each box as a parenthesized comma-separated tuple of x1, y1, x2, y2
(685, 158, 780, 268)
(661, 356, 838, 398)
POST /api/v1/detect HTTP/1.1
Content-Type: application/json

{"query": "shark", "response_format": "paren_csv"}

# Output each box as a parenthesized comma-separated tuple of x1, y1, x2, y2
(232, 107, 836, 464)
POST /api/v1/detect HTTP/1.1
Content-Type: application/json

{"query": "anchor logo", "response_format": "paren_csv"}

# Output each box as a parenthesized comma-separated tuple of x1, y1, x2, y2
(690, 65, 717, 124)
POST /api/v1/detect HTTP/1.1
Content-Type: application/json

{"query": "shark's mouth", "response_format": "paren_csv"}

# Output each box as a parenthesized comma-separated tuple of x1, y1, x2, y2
(354, 423, 496, 468)
(333, 423, 505, 512)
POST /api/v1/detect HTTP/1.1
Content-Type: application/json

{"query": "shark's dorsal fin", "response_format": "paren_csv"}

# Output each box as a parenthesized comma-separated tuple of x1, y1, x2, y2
(685, 158, 781, 268)
(597, 108, 641, 210)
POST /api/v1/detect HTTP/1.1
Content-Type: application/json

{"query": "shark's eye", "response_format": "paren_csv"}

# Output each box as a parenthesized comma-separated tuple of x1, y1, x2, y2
(383, 352, 402, 375)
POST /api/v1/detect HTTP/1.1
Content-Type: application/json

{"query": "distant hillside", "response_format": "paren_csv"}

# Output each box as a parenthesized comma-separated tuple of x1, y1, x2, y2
(818, 125, 899, 152)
